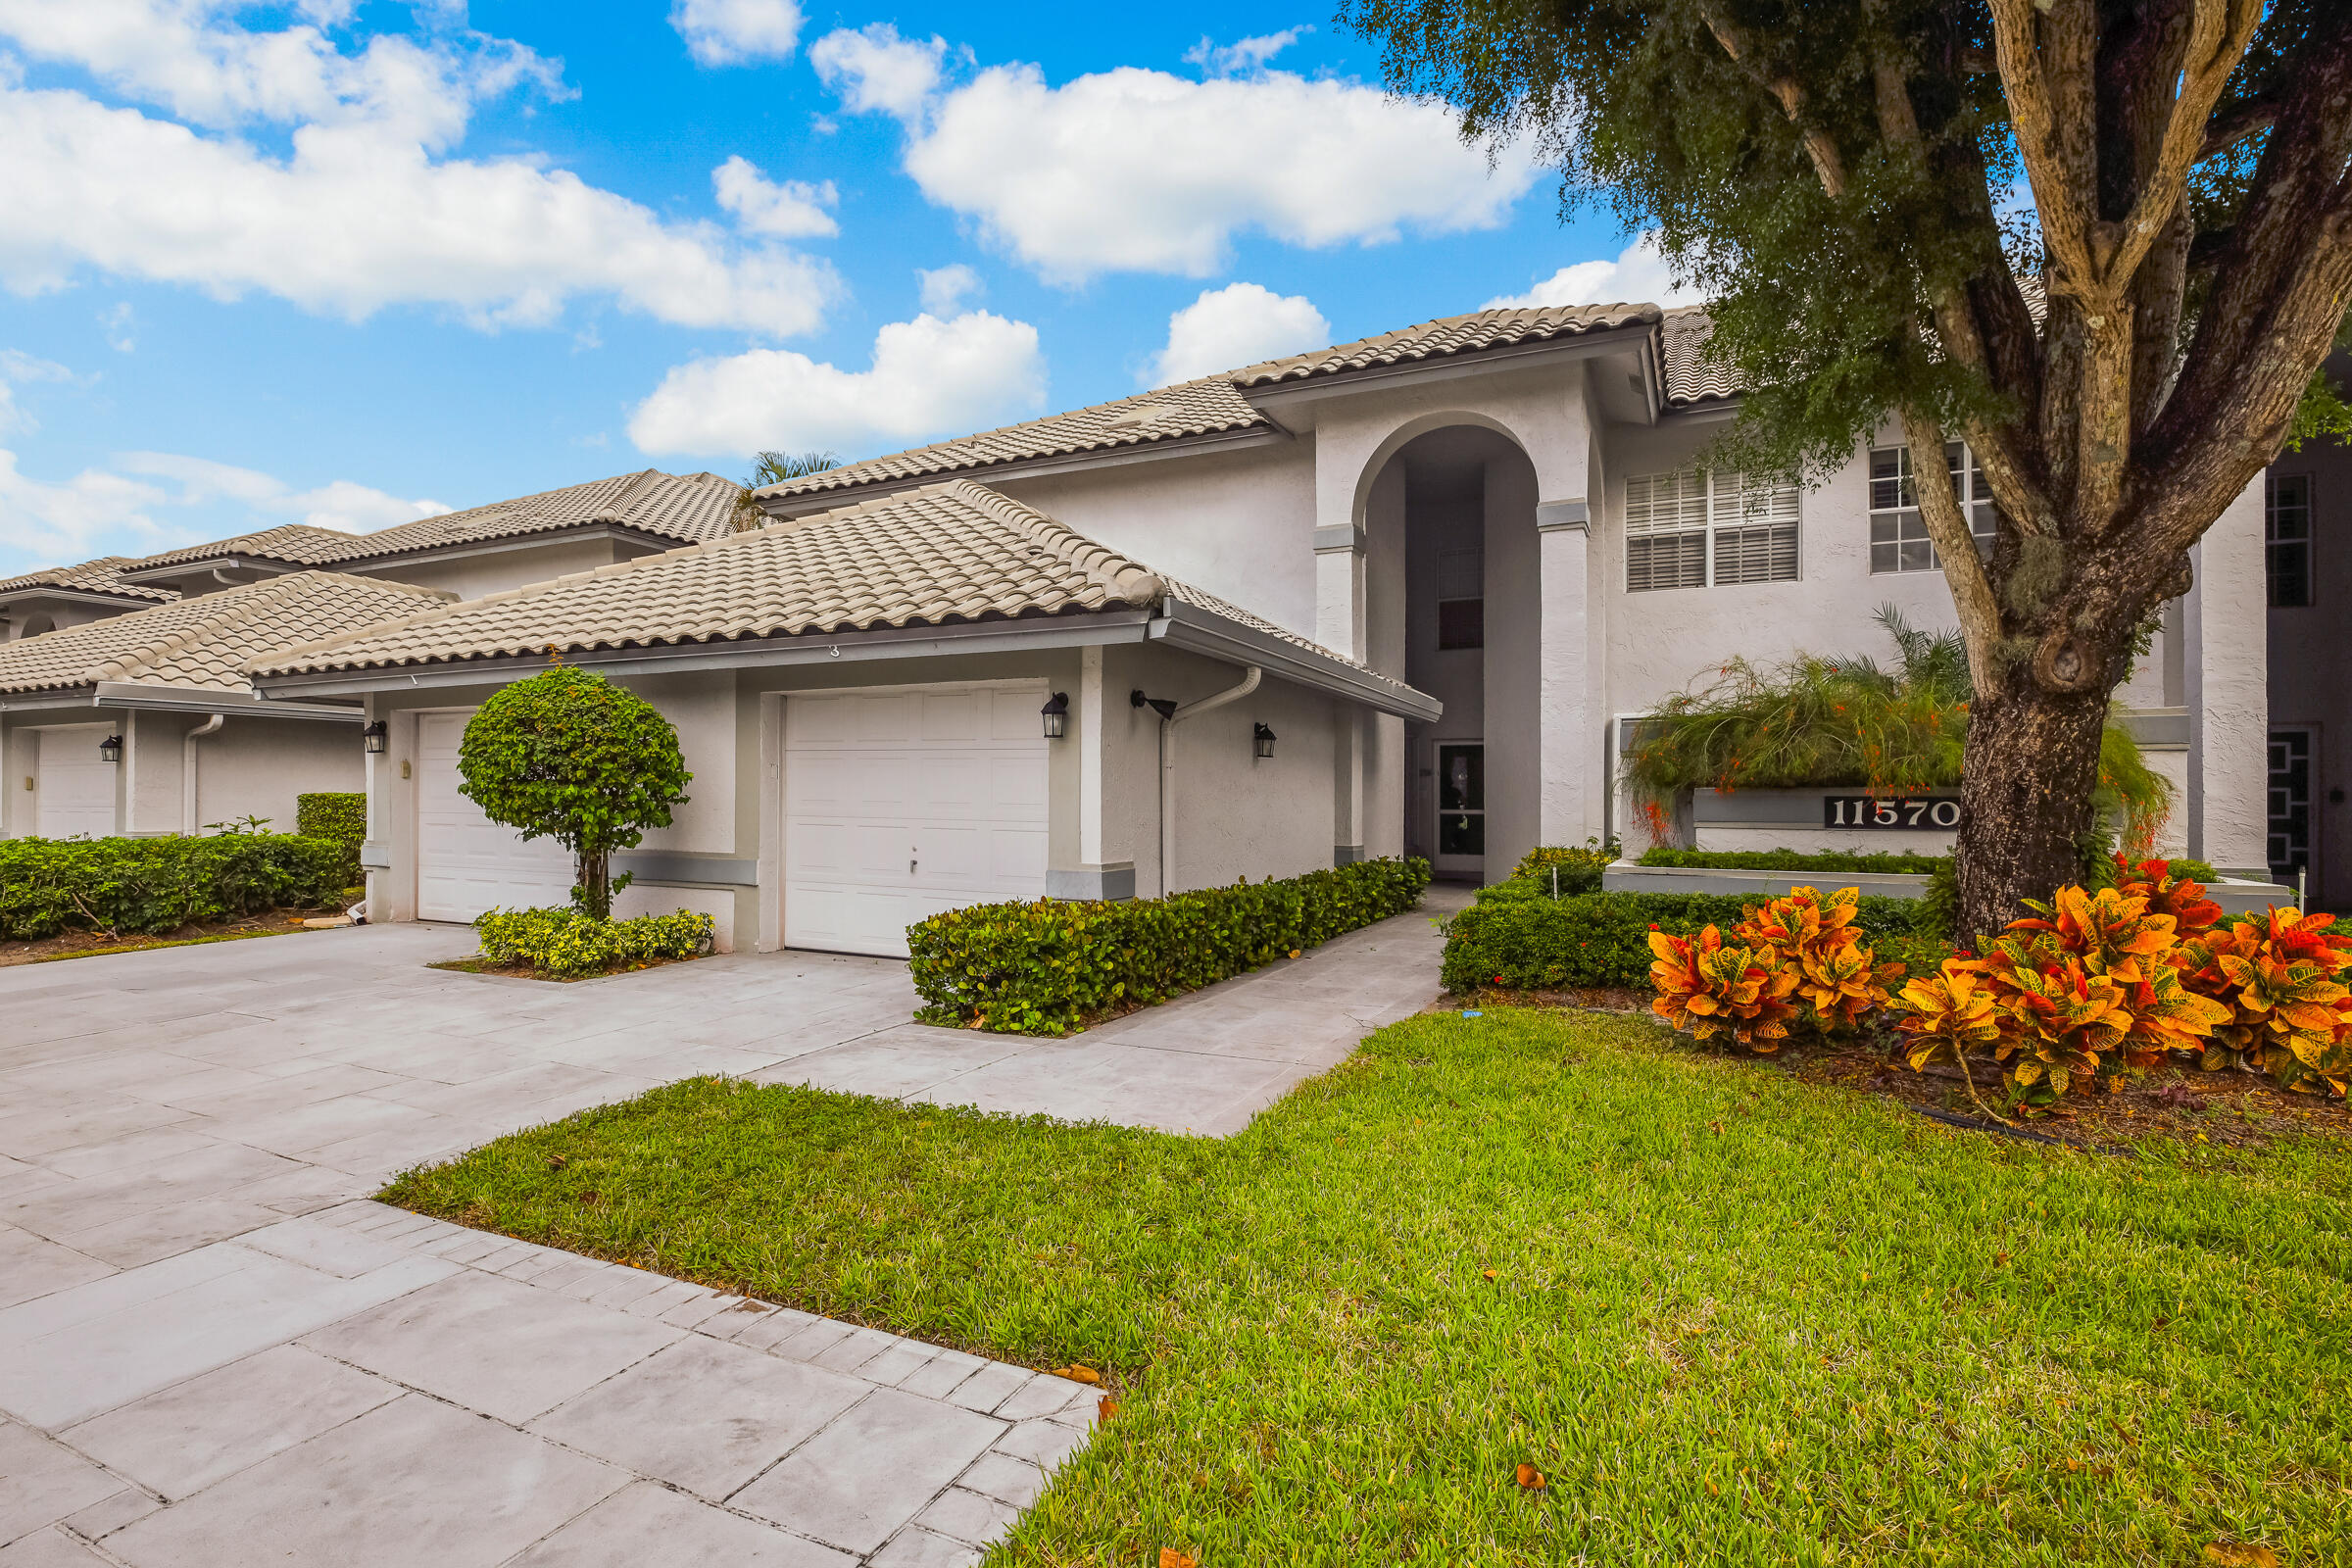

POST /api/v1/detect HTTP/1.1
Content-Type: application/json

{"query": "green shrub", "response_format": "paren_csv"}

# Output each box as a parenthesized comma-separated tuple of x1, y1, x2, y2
(473, 906, 714, 979)
(908, 858, 1432, 1035)
(459, 667, 692, 919)
(1509, 840, 1616, 893)
(1639, 847, 1948, 874)
(296, 792, 366, 886)
(1441, 887, 1933, 994)
(0, 833, 350, 941)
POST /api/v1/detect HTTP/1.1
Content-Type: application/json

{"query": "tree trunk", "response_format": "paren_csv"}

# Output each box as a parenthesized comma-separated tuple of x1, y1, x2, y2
(574, 851, 612, 921)
(1953, 678, 2113, 943)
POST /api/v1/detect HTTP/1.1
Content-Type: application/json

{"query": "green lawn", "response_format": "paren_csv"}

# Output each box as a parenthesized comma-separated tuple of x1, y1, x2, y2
(383, 1008, 2350, 1567)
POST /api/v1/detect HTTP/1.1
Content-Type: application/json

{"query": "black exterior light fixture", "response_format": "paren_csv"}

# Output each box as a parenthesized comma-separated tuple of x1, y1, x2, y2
(1253, 722, 1276, 760)
(98, 734, 123, 764)
(1130, 689, 1177, 720)
(362, 720, 389, 755)
(1040, 692, 1068, 740)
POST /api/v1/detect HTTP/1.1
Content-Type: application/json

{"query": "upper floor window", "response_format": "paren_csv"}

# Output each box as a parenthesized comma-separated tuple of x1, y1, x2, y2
(1624, 469, 1800, 592)
(2268, 472, 2314, 608)
(1869, 443, 1997, 573)
(1435, 542, 1484, 649)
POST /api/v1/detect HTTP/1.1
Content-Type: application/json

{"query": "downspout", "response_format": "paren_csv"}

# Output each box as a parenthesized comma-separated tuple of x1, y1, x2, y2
(1153, 665, 1260, 896)
(183, 713, 224, 834)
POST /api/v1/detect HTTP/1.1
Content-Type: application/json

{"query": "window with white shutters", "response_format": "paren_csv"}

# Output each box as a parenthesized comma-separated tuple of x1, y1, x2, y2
(1624, 468, 1800, 591)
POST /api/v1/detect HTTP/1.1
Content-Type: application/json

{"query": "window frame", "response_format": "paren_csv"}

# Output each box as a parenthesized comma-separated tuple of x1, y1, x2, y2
(2267, 470, 2315, 609)
(1867, 442, 1998, 575)
(1623, 467, 1802, 593)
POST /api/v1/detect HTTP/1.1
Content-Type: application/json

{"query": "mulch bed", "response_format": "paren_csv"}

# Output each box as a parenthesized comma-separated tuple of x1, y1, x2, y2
(0, 910, 332, 968)
(427, 953, 709, 984)
(1446, 985, 2352, 1152)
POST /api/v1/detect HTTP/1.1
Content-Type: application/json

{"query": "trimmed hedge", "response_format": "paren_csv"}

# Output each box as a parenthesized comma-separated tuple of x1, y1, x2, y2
(909, 858, 1433, 1036)
(0, 833, 351, 941)
(1442, 885, 1936, 994)
(1509, 842, 1613, 894)
(1638, 847, 1948, 874)
(474, 906, 714, 979)
(296, 792, 367, 887)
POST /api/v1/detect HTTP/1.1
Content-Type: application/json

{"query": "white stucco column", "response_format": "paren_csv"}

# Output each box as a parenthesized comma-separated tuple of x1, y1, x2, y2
(2185, 477, 2270, 874)
(1538, 502, 1601, 849)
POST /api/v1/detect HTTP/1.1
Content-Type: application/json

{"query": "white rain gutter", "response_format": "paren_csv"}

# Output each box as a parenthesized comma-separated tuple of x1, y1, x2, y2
(1156, 664, 1260, 897)
(182, 713, 224, 832)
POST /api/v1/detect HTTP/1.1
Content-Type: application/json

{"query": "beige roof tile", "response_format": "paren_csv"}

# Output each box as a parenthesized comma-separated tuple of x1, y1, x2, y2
(0, 557, 179, 604)
(254, 481, 1409, 703)
(0, 572, 447, 696)
(1228, 302, 1661, 386)
(763, 301, 1733, 504)
(761, 380, 1268, 501)
(124, 470, 744, 577)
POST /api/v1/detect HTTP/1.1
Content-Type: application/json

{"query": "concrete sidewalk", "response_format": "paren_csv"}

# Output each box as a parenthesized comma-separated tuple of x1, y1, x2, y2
(0, 893, 1455, 1562)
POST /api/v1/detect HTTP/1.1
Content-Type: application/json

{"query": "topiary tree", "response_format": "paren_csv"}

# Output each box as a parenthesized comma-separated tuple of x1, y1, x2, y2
(457, 666, 691, 919)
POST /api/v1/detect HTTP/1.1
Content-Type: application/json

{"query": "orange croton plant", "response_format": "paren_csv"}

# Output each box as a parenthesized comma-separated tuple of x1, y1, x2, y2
(1645, 924, 1802, 1052)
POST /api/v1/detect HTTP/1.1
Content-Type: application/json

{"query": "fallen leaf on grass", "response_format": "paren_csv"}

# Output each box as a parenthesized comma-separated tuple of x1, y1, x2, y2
(1160, 1551, 1198, 1568)
(2205, 1544, 2278, 1567)
(1514, 1463, 1547, 1490)
(547, 1153, 567, 1169)
(1053, 1364, 1102, 1385)
(1482, 1268, 1497, 1281)
(1098, 1396, 1120, 1421)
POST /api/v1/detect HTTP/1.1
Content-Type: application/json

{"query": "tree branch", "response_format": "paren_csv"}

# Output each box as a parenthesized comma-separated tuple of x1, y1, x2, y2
(1898, 405, 2001, 698)
(2199, 96, 2278, 161)
(1695, 0, 1847, 197)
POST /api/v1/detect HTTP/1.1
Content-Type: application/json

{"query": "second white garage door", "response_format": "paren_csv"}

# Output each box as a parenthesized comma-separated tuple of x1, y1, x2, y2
(36, 724, 117, 840)
(783, 685, 1048, 957)
(414, 710, 574, 922)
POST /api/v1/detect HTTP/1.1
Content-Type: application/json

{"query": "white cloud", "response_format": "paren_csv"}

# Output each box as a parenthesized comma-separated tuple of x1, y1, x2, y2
(916, 263, 980, 316)
(670, 0, 803, 68)
(0, 445, 448, 570)
(627, 311, 1045, 459)
(808, 24, 946, 121)
(0, 350, 78, 435)
(711, 156, 837, 239)
(1148, 282, 1328, 386)
(813, 34, 1540, 281)
(1485, 231, 1703, 310)
(0, 3, 837, 336)
(1183, 27, 1308, 77)
(97, 302, 134, 352)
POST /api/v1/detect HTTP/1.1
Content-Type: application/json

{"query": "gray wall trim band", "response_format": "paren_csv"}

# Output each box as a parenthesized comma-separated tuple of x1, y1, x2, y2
(612, 852, 759, 887)
(1047, 864, 1136, 901)
(1334, 844, 1365, 865)
(1312, 523, 1367, 556)
(1535, 499, 1591, 532)
(360, 839, 391, 869)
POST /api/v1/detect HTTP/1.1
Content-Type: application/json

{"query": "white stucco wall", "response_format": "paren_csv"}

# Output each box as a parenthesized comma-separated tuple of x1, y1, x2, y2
(0, 710, 361, 840)
(2187, 478, 2271, 872)
(360, 537, 626, 605)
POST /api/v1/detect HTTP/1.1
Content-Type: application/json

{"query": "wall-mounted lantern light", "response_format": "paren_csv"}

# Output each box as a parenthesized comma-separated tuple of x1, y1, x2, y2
(98, 734, 123, 764)
(1253, 722, 1276, 760)
(362, 720, 389, 755)
(1040, 692, 1068, 740)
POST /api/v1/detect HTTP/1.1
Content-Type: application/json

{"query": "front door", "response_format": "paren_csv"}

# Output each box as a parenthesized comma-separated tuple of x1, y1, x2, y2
(2269, 726, 2316, 896)
(1434, 741, 1485, 880)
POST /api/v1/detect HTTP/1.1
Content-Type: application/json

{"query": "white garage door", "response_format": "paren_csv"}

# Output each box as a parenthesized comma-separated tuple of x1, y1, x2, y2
(36, 724, 117, 840)
(784, 685, 1048, 957)
(415, 710, 573, 922)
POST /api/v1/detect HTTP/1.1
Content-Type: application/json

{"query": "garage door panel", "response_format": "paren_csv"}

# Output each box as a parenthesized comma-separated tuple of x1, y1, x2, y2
(783, 687, 1049, 957)
(415, 710, 572, 922)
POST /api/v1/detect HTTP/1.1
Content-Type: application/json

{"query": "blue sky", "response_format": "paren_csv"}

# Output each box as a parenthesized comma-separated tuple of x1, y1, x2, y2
(0, 0, 1689, 575)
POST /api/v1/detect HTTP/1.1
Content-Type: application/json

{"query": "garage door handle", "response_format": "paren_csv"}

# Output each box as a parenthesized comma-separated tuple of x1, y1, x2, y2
(908, 857, 917, 874)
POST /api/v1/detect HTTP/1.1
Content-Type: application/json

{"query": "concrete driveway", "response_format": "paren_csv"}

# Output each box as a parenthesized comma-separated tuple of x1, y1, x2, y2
(0, 898, 1451, 1563)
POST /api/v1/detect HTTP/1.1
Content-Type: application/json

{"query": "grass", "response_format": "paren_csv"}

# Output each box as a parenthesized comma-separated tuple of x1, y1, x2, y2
(9, 922, 309, 967)
(383, 1008, 2352, 1567)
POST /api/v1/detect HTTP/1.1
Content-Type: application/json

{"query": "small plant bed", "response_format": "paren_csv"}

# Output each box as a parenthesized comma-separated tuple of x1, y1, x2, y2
(443, 906, 715, 982)
(0, 911, 325, 968)
(909, 857, 1431, 1035)
(383, 1008, 2351, 1567)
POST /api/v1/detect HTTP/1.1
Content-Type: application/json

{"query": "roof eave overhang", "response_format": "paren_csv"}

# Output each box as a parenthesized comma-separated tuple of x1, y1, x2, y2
(250, 608, 1168, 699)
(1661, 393, 1743, 424)
(0, 680, 362, 718)
(1235, 321, 1662, 419)
(754, 426, 1292, 520)
(0, 587, 166, 612)
(1150, 599, 1441, 723)
(116, 555, 306, 587)
(330, 520, 695, 575)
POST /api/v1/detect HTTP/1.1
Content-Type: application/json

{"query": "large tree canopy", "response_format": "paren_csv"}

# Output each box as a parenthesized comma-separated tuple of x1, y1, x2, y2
(1346, 0, 2352, 934)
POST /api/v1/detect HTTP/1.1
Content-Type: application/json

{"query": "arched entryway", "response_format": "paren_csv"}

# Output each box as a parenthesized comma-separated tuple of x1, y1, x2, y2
(1360, 425, 1543, 883)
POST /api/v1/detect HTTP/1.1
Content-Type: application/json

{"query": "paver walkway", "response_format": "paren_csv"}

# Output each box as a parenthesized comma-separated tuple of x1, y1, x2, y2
(0, 893, 1458, 1563)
